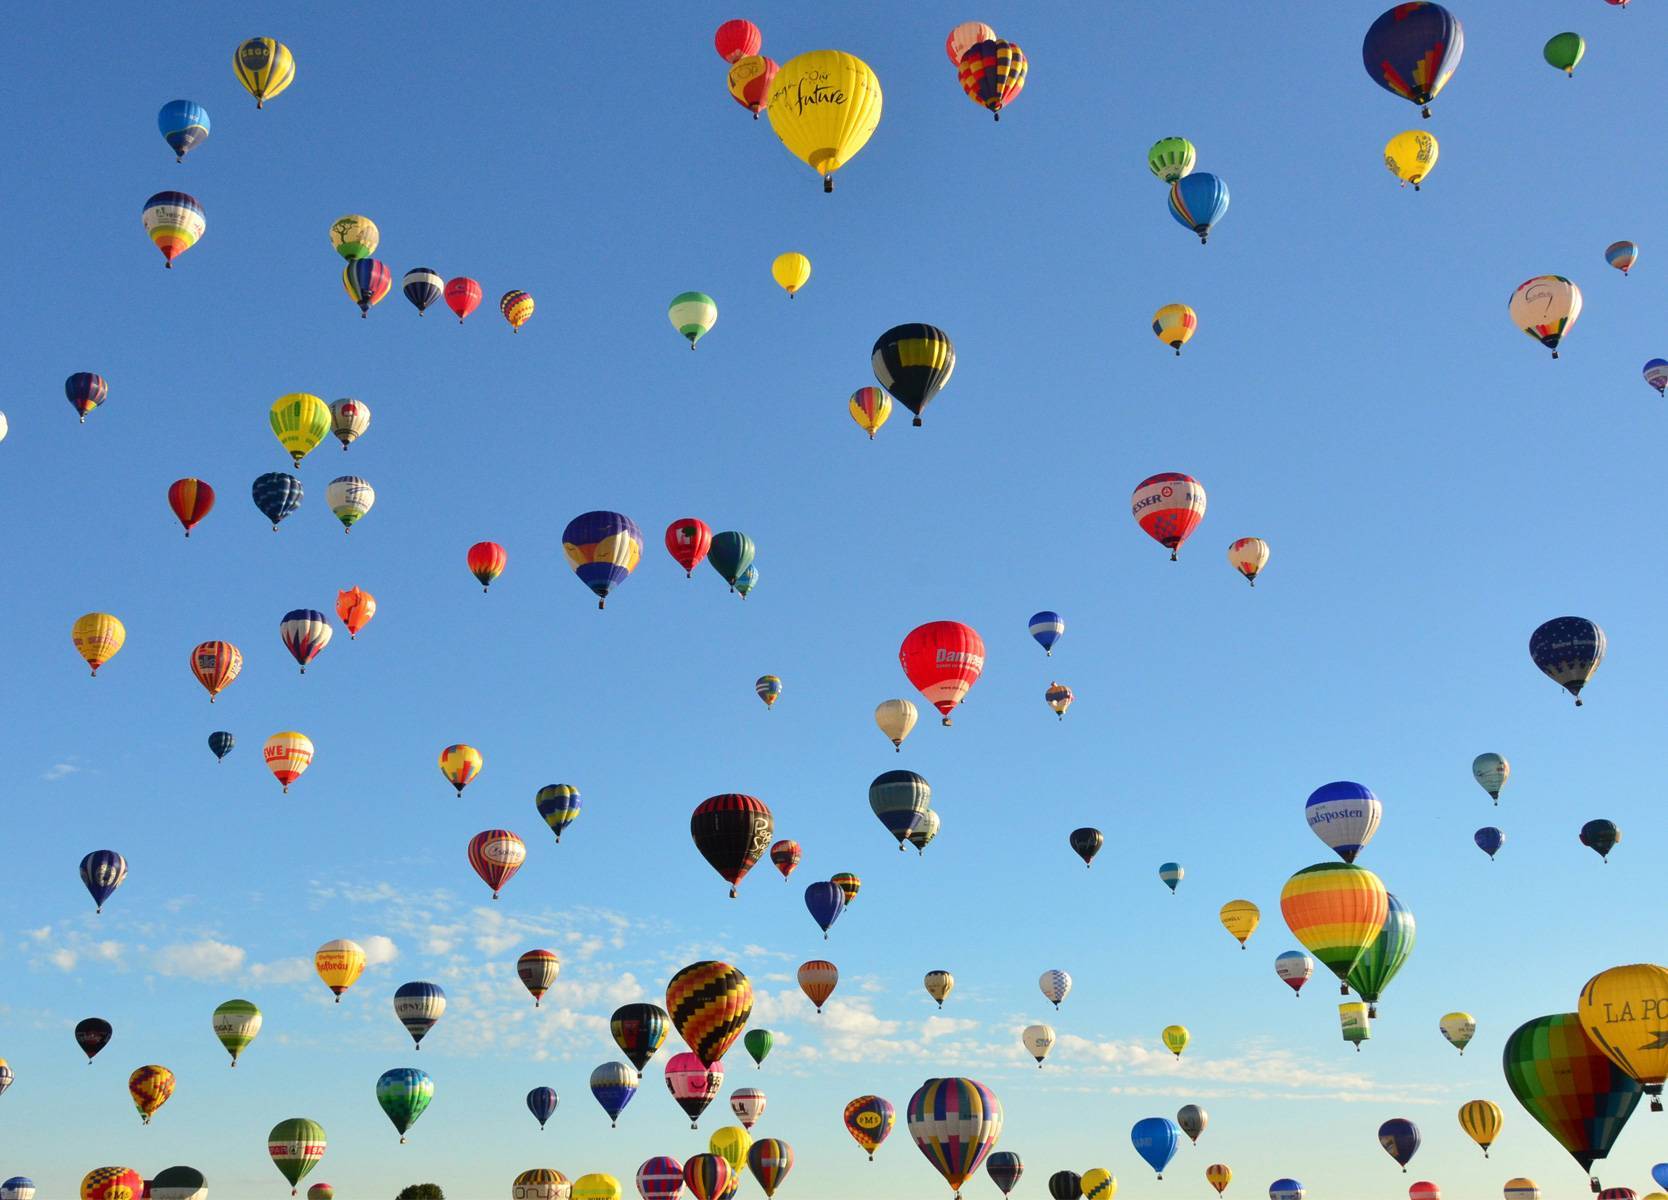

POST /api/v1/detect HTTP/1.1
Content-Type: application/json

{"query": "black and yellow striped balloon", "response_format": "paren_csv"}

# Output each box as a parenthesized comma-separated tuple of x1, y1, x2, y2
(871, 324, 955, 427)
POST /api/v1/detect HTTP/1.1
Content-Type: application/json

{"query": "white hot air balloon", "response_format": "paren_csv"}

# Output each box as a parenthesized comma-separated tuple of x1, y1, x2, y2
(1022, 1022, 1056, 1067)
(1038, 969, 1072, 1009)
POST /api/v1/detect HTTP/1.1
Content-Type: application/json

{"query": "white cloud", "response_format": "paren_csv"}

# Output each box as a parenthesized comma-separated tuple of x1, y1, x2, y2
(249, 956, 313, 984)
(89, 940, 122, 961)
(921, 1015, 979, 1041)
(362, 935, 399, 966)
(154, 939, 246, 979)
(42, 762, 80, 782)
(50, 948, 77, 970)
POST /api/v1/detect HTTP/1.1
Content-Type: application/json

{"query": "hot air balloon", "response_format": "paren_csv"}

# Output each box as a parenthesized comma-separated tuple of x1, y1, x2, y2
(563, 511, 643, 607)
(729, 55, 779, 118)
(922, 970, 956, 1009)
(278, 610, 332, 674)
(875, 700, 919, 751)
(714, 19, 761, 63)
(1410, 1184, 1440, 1200)
(439, 744, 483, 796)
(402, 268, 443, 315)
(212, 998, 262, 1065)
(80, 1169, 144, 1200)
(80, 850, 126, 913)
(1163, 1025, 1190, 1058)
(1160, 862, 1184, 892)
(1580, 819, 1621, 862)
(1220, 900, 1259, 947)
(667, 960, 753, 1063)
(636, 1157, 682, 1200)
(1545, 33, 1586, 75)
(983, 1154, 1023, 1197)
(908, 1077, 1004, 1198)
(909, 810, 942, 855)
(253, 472, 303, 529)
(1440, 1012, 1475, 1054)
(849, 386, 892, 438)
(128, 1064, 175, 1123)
(1642, 359, 1667, 397)
(325, 475, 374, 530)
(831, 872, 861, 906)
(329, 397, 369, 448)
(682, 1154, 729, 1200)
(1657, 1167, 1668, 1192)
(168, 478, 215, 536)
(376, 1068, 433, 1143)
(468, 828, 526, 898)
(466, 541, 507, 592)
(393, 982, 445, 1049)
(1039, 969, 1072, 1009)
(1384, 130, 1439, 189)
(711, 1127, 753, 1195)
(666, 1054, 724, 1128)
(669, 293, 718, 349)
(336, 586, 375, 638)
(733, 567, 759, 599)
(575, 1175, 622, 1200)
(501, 289, 535, 332)
(947, 23, 997, 63)
(314, 940, 364, 1002)
(769, 840, 801, 880)
(343, 259, 392, 317)
(798, 960, 838, 1012)
(519, 950, 561, 1006)
(708, 531, 756, 590)
(445, 277, 482, 323)
(151, 1167, 207, 1200)
(767, 51, 883, 191)
(957, 39, 1027, 120)
(1458, 1100, 1502, 1156)
(1269, 1180, 1305, 1200)
(745, 1029, 773, 1067)
(1045, 682, 1074, 719)
(1149, 137, 1196, 182)
(1348, 893, 1415, 1015)
(610, 1002, 669, 1070)
(142, 191, 204, 266)
(1530, 617, 1605, 704)
(1607, 241, 1640, 276)
(1579, 964, 1668, 1109)
(71, 613, 125, 677)
(1475, 827, 1504, 860)
(805, 881, 845, 938)
(1228, 538, 1269, 586)
(208, 731, 235, 761)
(899, 621, 984, 725)
(75, 1017, 112, 1062)
(188, 640, 242, 701)
(1276, 951, 1314, 995)
(536, 783, 581, 844)
(1510, 277, 1583, 359)
(158, 99, 210, 161)
(1082, 1168, 1115, 1200)
(0, 1061, 11, 1098)
(1361, 4, 1464, 117)
(1132, 473, 1207, 559)
(326, 214, 378, 261)
(873, 325, 955, 426)
(1472, 753, 1509, 802)
(1281, 863, 1389, 992)
(665, 519, 713, 577)
(1070, 827, 1103, 867)
(1178, 1104, 1208, 1144)
(756, 675, 783, 710)
(234, 37, 294, 106)
(1379, 1119, 1421, 1171)
(268, 1118, 327, 1195)
(691, 795, 773, 896)
(730, 1087, 766, 1130)
(1048, 1172, 1081, 1200)
(513, 1173, 566, 1200)
(590, 1062, 639, 1126)
(1153, 304, 1197, 354)
(270, 394, 330, 466)
(1206, 1164, 1232, 1195)
(1168, 175, 1229, 244)
(844, 1094, 896, 1160)
(65, 371, 108, 422)
(261, 731, 314, 792)
(1132, 1117, 1180, 1179)
(771, 253, 810, 298)
(0, 1178, 30, 1200)
(527, 1086, 559, 1130)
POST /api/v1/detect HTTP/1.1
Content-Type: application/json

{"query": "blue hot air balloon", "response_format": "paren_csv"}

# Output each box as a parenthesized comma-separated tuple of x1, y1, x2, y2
(79, 850, 127, 913)
(1268, 1180, 1305, 1200)
(589, 1062, 639, 1127)
(208, 730, 236, 761)
(1158, 862, 1183, 893)
(1, 1179, 36, 1200)
(1377, 1118, 1421, 1171)
(1474, 827, 1504, 860)
(1028, 611, 1064, 656)
(393, 981, 447, 1048)
(1168, 174, 1229, 244)
(1304, 781, 1382, 863)
(252, 472, 303, 530)
(561, 511, 644, 609)
(1529, 617, 1606, 706)
(1645, 359, 1668, 397)
(1361, 3, 1465, 118)
(402, 267, 444, 316)
(527, 1085, 559, 1130)
(1131, 1117, 1180, 1178)
(804, 881, 846, 939)
(1652, 1163, 1668, 1192)
(157, 100, 211, 162)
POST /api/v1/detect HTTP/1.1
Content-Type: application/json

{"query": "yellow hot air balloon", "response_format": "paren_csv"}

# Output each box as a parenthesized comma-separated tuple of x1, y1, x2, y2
(1579, 962, 1668, 1110)
(849, 387, 892, 439)
(1161, 1024, 1190, 1058)
(270, 394, 331, 467)
(874, 698, 918, 751)
(315, 938, 366, 1002)
(1219, 899, 1259, 947)
(1384, 130, 1439, 190)
(329, 215, 379, 261)
(72, 612, 126, 676)
(1152, 303, 1197, 355)
(263, 731, 314, 793)
(924, 969, 955, 1008)
(1440, 1011, 1476, 1054)
(439, 744, 484, 796)
(767, 51, 884, 192)
(771, 253, 812, 298)
(710, 1125, 753, 1182)
(1458, 1099, 1502, 1156)
(234, 38, 295, 108)
(1082, 1168, 1117, 1200)
(128, 1064, 175, 1124)
(1205, 1164, 1232, 1196)
(573, 1175, 621, 1200)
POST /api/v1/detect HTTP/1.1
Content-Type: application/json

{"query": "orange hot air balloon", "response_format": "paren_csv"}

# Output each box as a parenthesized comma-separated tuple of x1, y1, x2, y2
(189, 640, 243, 701)
(1280, 863, 1390, 994)
(728, 55, 779, 118)
(899, 621, 986, 725)
(467, 542, 507, 592)
(264, 731, 314, 793)
(440, 744, 483, 795)
(798, 959, 838, 1012)
(336, 587, 376, 639)
(168, 478, 216, 537)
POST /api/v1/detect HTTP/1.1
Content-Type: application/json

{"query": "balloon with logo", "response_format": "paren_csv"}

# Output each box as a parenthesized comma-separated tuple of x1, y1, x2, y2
(666, 519, 713, 577)
(1276, 951, 1314, 996)
(850, 387, 892, 439)
(666, 1054, 724, 1129)
(212, 998, 263, 1065)
(376, 1068, 433, 1143)
(589, 1062, 638, 1127)
(467, 828, 526, 899)
(1220, 900, 1259, 947)
(1579, 965, 1668, 1110)
(80, 1168, 144, 1200)
(314, 939, 364, 1002)
(1378, 1119, 1421, 1171)
(328, 397, 369, 449)
(730, 1087, 766, 1129)
(1361, 3, 1464, 117)
(1039, 969, 1071, 1008)
(142, 191, 205, 266)
(234, 37, 294, 107)
(1149, 137, 1196, 182)
(729, 56, 779, 119)
(168, 478, 215, 536)
(393, 982, 445, 1049)
(326, 475, 374, 530)
(564, 511, 643, 608)
(899, 621, 984, 725)
(1529, 616, 1605, 704)
(128, 1065, 175, 1123)
(1384, 130, 1438, 189)
(402, 268, 443, 315)
(1132, 473, 1206, 559)
(1472, 753, 1509, 803)
(1022, 1023, 1055, 1066)
(1070, 828, 1103, 867)
(1439, 1012, 1475, 1054)
(1132, 1117, 1180, 1179)
(445, 277, 482, 323)
(72, 612, 125, 677)
(691, 795, 773, 897)
(873, 324, 955, 426)
(1168, 175, 1229, 244)
(767, 51, 883, 191)
(845, 1095, 896, 1160)
(75, 1016, 113, 1062)
(957, 39, 1028, 121)
(80, 850, 127, 913)
(909, 810, 942, 855)
(268, 1118, 326, 1196)
(574, 1176, 621, 1200)
(1162, 1025, 1190, 1059)
(158, 99, 210, 160)
(907, 1077, 1004, 1198)
(1509, 277, 1583, 359)
(189, 640, 242, 701)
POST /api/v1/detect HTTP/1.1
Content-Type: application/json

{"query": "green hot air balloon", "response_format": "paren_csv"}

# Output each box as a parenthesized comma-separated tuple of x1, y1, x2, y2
(212, 998, 263, 1066)
(1543, 32, 1585, 76)
(376, 1068, 435, 1143)
(668, 292, 718, 349)
(708, 531, 756, 591)
(1502, 1012, 1643, 1192)
(745, 1028, 774, 1068)
(1148, 137, 1197, 182)
(872, 324, 955, 427)
(268, 1117, 327, 1195)
(1346, 894, 1415, 1018)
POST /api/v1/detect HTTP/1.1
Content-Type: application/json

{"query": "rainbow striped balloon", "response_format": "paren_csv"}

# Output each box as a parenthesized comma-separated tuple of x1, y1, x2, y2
(907, 1077, 1004, 1195)
(1279, 862, 1389, 990)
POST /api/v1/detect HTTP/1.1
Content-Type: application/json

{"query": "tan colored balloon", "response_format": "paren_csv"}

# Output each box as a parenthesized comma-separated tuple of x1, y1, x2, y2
(1022, 1022, 1055, 1066)
(875, 698, 919, 752)
(1509, 276, 1582, 358)
(1227, 538, 1270, 586)
(924, 970, 955, 1007)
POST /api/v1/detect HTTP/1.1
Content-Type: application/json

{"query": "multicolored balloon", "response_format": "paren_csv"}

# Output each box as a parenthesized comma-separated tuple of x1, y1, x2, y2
(189, 640, 242, 701)
(1160, 862, 1184, 892)
(609, 1002, 668, 1070)
(769, 840, 801, 880)
(1153, 303, 1197, 354)
(329, 397, 369, 448)
(1509, 277, 1583, 359)
(1605, 240, 1638, 275)
(313, 939, 364, 1001)
(1276, 950, 1313, 995)
(393, 982, 445, 1049)
(1644, 359, 1668, 396)
(519, 950, 561, 1006)
(589, 1062, 639, 1127)
(467, 828, 526, 899)
(844, 1095, 896, 1159)
(756, 675, 782, 710)
(908, 1077, 1004, 1197)
(1361, 3, 1465, 117)
(563, 511, 644, 608)
(279, 609, 332, 674)
(666, 1054, 724, 1128)
(667, 960, 752, 1064)
(1529, 616, 1605, 704)
(899, 621, 985, 725)
(536, 784, 581, 843)
(957, 39, 1028, 121)
(501, 289, 535, 332)
(235, 38, 295, 108)
(691, 795, 773, 897)
(325, 475, 374, 530)
(666, 519, 713, 577)
(849, 387, 892, 439)
(798, 959, 838, 1012)
(142, 191, 204, 266)
(65, 371, 108, 422)
(1228, 537, 1269, 585)
(729, 56, 779, 119)
(1305, 781, 1382, 863)
(1439, 1012, 1475, 1054)
(1132, 473, 1206, 559)
(1280, 863, 1389, 991)
(375, 1068, 433, 1143)
(343, 259, 392, 317)
(1168, 175, 1229, 244)
(402, 268, 443, 315)
(439, 744, 483, 796)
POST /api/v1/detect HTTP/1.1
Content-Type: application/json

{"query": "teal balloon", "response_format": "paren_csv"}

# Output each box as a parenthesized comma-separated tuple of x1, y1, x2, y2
(1346, 892, 1415, 1015)
(1158, 862, 1182, 893)
(376, 1068, 434, 1142)
(708, 531, 756, 589)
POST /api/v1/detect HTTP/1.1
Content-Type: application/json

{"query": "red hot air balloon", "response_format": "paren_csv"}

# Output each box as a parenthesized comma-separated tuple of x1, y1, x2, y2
(770, 839, 801, 880)
(1131, 472, 1207, 560)
(467, 541, 507, 592)
(714, 19, 762, 63)
(899, 621, 986, 726)
(666, 518, 713, 578)
(168, 478, 215, 536)
(444, 277, 483, 324)
(467, 829, 526, 899)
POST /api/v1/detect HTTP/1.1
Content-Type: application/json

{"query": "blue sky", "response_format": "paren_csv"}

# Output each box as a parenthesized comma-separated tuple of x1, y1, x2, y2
(5, 0, 1668, 1196)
